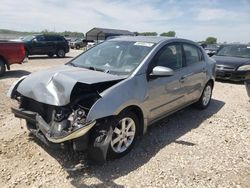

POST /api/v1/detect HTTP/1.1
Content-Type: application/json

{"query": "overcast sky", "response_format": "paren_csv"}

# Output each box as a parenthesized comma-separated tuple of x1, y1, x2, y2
(1, 0, 250, 43)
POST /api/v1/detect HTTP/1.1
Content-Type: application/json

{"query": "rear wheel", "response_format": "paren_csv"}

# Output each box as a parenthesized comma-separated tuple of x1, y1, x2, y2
(196, 82, 213, 109)
(56, 49, 65, 58)
(76, 45, 80, 49)
(0, 59, 6, 76)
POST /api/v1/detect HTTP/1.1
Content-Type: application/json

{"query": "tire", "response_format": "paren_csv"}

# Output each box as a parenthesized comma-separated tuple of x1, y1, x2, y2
(88, 111, 139, 163)
(56, 49, 65, 58)
(47, 53, 54, 58)
(195, 82, 213, 109)
(76, 45, 80, 50)
(107, 111, 139, 159)
(0, 59, 6, 76)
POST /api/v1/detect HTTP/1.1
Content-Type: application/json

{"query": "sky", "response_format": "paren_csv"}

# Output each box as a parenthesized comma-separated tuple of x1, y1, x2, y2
(0, 0, 250, 43)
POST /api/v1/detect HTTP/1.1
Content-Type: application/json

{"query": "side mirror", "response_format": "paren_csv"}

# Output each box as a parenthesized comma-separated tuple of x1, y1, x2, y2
(150, 66, 174, 77)
(32, 38, 37, 43)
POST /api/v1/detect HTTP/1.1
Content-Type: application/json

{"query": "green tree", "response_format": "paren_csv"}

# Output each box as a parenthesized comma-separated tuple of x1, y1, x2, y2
(138, 32, 158, 36)
(160, 31, 176, 37)
(205, 37, 217, 44)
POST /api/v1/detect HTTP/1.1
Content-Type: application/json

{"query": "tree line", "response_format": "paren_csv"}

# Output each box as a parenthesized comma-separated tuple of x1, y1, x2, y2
(134, 31, 176, 37)
(0, 29, 84, 38)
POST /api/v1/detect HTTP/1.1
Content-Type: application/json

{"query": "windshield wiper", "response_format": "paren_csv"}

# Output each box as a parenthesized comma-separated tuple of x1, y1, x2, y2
(86, 66, 107, 73)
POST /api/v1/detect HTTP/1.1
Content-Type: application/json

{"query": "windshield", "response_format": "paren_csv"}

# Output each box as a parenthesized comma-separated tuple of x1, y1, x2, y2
(23, 35, 35, 42)
(217, 45, 250, 58)
(69, 41, 155, 75)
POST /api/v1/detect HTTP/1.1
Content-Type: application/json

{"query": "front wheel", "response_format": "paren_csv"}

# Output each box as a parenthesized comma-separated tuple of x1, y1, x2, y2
(88, 111, 139, 163)
(56, 49, 65, 58)
(108, 112, 138, 159)
(195, 82, 213, 109)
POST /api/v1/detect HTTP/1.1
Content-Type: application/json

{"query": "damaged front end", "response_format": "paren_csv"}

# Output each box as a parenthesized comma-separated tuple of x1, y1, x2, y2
(8, 75, 122, 151)
(11, 94, 97, 148)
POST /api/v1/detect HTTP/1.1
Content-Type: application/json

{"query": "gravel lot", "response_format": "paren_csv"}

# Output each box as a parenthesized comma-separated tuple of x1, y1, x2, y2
(0, 50, 249, 188)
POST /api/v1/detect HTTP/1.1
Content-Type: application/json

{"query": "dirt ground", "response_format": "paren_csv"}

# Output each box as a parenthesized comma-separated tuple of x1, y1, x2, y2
(0, 50, 249, 188)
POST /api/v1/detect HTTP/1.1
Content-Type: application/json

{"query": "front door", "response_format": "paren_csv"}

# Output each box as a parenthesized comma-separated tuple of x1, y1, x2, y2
(144, 43, 186, 122)
(31, 35, 46, 55)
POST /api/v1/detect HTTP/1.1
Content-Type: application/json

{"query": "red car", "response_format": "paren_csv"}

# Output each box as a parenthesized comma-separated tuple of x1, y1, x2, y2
(0, 41, 27, 76)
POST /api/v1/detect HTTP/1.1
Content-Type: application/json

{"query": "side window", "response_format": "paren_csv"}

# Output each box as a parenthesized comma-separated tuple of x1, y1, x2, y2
(154, 44, 183, 70)
(183, 44, 201, 65)
(56, 36, 64, 41)
(45, 36, 55, 41)
(36, 35, 45, 42)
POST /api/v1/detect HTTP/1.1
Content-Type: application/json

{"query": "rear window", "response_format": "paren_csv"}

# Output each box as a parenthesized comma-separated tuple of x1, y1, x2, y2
(44, 35, 64, 41)
(183, 44, 202, 65)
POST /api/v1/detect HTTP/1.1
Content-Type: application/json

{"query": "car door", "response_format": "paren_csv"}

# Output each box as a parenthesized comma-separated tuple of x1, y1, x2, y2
(181, 44, 207, 103)
(44, 36, 57, 54)
(145, 43, 186, 121)
(31, 35, 46, 55)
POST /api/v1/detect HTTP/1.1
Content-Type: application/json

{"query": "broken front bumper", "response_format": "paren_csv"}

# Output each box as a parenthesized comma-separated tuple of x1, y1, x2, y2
(11, 107, 96, 143)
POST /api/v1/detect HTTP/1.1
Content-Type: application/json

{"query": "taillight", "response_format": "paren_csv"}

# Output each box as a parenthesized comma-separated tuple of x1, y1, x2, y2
(21, 44, 25, 56)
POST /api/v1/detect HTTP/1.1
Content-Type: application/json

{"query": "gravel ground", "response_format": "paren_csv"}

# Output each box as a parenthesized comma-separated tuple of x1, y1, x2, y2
(0, 50, 249, 188)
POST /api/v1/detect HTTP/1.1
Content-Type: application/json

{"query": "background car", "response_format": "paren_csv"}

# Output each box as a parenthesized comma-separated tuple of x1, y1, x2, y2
(204, 44, 220, 57)
(212, 44, 250, 81)
(9, 36, 215, 163)
(0, 41, 26, 75)
(23, 34, 69, 58)
(69, 38, 84, 49)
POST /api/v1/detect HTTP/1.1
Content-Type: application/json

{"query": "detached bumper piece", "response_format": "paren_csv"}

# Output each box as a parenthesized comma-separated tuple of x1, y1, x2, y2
(11, 107, 95, 144)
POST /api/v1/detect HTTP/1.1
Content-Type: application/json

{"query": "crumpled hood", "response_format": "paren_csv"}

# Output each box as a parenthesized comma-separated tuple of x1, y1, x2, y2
(17, 65, 126, 106)
(212, 55, 250, 68)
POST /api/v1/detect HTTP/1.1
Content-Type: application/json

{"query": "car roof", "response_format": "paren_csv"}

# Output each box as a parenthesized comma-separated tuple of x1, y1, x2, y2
(109, 36, 175, 43)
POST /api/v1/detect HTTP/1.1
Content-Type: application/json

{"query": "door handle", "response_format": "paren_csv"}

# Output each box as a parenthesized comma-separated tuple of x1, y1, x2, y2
(180, 73, 194, 83)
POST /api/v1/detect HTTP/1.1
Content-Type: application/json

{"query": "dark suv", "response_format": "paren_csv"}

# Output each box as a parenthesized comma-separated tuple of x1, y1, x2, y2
(23, 34, 69, 58)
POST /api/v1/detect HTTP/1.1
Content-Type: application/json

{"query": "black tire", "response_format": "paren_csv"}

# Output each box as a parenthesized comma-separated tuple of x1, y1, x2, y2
(76, 45, 80, 50)
(0, 59, 6, 76)
(88, 111, 139, 163)
(108, 111, 139, 159)
(47, 53, 54, 58)
(56, 49, 65, 58)
(195, 82, 213, 109)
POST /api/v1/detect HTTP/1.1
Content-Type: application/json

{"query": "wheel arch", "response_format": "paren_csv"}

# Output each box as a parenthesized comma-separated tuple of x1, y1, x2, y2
(207, 79, 214, 89)
(118, 105, 145, 136)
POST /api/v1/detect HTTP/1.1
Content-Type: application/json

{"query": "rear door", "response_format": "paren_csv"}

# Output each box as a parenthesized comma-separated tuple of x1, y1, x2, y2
(44, 35, 56, 54)
(145, 43, 186, 121)
(181, 44, 207, 103)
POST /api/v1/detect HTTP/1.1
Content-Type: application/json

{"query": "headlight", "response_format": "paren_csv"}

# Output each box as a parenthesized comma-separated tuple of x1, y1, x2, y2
(237, 65, 250, 71)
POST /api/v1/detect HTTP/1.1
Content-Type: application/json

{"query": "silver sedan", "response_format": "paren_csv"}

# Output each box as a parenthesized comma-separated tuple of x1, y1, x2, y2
(8, 36, 215, 163)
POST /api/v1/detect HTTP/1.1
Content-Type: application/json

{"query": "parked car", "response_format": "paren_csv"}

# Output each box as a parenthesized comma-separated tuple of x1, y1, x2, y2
(23, 34, 69, 58)
(8, 36, 215, 162)
(212, 44, 250, 81)
(245, 80, 250, 98)
(0, 41, 27, 75)
(204, 44, 220, 57)
(70, 38, 84, 49)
